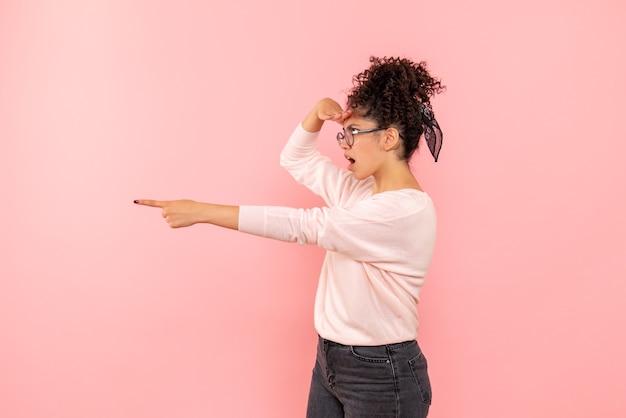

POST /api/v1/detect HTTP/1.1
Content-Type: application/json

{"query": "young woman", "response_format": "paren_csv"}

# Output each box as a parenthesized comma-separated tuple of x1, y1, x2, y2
(135, 56, 444, 417)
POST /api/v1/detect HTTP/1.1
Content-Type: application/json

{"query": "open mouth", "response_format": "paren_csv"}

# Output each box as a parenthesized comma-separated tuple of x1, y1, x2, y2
(346, 158, 355, 169)
(345, 154, 355, 166)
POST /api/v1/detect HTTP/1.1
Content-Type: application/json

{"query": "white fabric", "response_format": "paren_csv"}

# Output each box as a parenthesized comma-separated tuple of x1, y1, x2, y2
(238, 124, 436, 345)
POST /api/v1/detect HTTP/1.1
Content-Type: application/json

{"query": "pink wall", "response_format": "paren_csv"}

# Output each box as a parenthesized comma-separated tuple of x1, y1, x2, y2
(1, 1, 625, 417)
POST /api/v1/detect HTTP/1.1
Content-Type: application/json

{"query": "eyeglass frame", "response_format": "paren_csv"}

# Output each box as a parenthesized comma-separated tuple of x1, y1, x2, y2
(336, 127, 387, 147)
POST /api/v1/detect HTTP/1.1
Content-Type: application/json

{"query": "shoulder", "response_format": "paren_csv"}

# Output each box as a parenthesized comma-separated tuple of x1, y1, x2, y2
(370, 189, 433, 213)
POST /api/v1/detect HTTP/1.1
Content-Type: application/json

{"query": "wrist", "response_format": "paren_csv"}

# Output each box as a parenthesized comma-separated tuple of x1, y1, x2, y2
(301, 107, 324, 133)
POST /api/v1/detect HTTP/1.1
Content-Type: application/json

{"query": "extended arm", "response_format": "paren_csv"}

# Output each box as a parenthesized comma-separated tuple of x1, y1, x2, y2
(134, 99, 350, 230)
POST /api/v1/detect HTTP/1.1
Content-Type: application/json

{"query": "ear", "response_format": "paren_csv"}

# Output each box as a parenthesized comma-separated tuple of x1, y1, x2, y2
(382, 127, 401, 151)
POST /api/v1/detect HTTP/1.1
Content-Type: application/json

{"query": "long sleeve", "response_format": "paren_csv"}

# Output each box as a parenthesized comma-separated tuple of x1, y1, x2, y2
(238, 191, 436, 274)
(279, 124, 372, 207)
(237, 124, 438, 346)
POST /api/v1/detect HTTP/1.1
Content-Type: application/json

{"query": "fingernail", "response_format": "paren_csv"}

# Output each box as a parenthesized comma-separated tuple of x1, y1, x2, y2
(133, 200, 138, 204)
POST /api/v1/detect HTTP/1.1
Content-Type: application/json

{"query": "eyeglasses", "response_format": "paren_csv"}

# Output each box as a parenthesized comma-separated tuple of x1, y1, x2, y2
(336, 127, 387, 147)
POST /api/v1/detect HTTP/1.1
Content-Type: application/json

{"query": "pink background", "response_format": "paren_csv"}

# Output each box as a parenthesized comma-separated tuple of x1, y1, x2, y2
(1, 0, 625, 417)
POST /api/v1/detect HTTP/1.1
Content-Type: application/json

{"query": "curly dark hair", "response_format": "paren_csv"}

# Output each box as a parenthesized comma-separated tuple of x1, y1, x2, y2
(347, 56, 445, 161)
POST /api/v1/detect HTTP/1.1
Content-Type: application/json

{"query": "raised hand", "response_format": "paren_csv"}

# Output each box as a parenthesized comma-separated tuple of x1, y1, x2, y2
(316, 98, 352, 122)
(302, 98, 352, 133)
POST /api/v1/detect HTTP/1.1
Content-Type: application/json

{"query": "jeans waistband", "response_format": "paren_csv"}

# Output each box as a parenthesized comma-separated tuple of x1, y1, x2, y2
(318, 335, 416, 351)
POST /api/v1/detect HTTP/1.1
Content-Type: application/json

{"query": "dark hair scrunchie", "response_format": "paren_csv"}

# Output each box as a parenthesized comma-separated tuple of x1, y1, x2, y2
(420, 103, 443, 162)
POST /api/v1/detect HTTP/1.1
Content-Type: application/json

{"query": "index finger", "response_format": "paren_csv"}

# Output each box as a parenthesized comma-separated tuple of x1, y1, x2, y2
(133, 199, 165, 208)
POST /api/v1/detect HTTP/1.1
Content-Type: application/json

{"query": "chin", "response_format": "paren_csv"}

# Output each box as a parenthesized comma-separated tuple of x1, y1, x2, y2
(351, 171, 370, 181)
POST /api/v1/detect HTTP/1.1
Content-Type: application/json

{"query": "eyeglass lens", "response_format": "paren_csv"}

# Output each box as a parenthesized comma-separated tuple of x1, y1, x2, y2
(336, 130, 353, 146)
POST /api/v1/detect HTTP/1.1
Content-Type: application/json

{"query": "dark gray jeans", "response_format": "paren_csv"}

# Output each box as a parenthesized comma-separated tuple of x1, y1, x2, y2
(306, 336, 431, 418)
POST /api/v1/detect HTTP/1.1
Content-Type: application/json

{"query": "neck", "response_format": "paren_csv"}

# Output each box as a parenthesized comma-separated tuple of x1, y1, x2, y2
(372, 162, 422, 194)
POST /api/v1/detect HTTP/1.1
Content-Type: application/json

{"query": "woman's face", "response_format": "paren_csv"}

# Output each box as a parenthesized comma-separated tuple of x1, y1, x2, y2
(339, 114, 387, 180)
